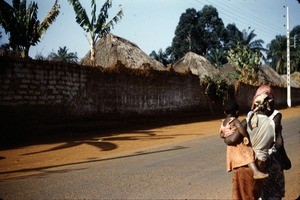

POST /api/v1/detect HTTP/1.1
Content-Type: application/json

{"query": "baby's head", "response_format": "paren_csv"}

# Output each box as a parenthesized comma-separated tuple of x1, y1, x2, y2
(223, 100, 239, 117)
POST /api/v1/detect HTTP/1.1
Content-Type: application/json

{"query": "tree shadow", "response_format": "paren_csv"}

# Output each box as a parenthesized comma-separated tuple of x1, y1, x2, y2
(0, 145, 188, 180)
(21, 140, 118, 156)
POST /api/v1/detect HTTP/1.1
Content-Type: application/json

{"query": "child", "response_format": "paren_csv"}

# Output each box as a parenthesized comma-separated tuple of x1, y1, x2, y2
(220, 100, 268, 179)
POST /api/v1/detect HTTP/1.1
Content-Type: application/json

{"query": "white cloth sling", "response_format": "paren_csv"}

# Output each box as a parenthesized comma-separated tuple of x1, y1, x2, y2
(246, 112, 275, 161)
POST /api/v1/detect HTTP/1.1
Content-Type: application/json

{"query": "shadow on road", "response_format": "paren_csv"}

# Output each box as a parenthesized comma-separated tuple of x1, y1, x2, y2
(0, 112, 223, 151)
(0, 145, 187, 180)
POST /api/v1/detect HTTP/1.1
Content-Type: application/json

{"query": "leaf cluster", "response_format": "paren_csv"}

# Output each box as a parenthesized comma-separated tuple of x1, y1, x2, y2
(228, 44, 260, 85)
(200, 75, 234, 104)
(0, 0, 60, 58)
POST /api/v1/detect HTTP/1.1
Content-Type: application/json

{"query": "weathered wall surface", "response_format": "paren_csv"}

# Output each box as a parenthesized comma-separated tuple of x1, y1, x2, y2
(236, 83, 300, 110)
(1, 57, 299, 140)
(0, 57, 207, 119)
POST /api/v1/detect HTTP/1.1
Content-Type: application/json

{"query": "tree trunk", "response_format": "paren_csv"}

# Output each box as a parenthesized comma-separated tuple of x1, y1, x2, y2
(90, 40, 95, 66)
(22, 46, 30, 58)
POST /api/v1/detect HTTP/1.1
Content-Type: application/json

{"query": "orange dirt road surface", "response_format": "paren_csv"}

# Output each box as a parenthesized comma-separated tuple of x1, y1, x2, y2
(0, 106, 299, 198)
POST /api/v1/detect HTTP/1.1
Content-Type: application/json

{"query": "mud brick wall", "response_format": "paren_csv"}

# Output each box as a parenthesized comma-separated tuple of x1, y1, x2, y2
(0, 57, 207, 120)
(1, 56, 299, 140)
(235, 83, 300, 111)
(81, 68, 207, 116)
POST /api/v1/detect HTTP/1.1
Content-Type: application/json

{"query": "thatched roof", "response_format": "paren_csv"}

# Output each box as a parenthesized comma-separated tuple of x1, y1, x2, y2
(219, 63, 300, 88)
(219, 63, 238, 84)
(258, 64, 286, 87)
(282, 71, 300, 88)
(172, 52, 219, 79)
(81, 34, 166, 71)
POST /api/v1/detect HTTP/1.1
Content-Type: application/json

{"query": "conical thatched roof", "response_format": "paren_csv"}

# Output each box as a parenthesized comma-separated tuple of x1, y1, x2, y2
(219, 63, 239, 84)
(218, 63, 300, 88)
(81, 34, 166, 71)
(172, 52, 219, 79)
(282, 71, 300, 88)
(258, 64, 286, 87)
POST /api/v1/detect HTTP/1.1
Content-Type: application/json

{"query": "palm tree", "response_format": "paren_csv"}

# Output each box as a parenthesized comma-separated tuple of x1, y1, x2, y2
(68, 0, 123, 66)
(225, 25, 266, 61)
(0, 0, 60, 58)
(267, 35, 287, 74)
(48, 46, 78, 63)
(206, 47, 227, 67)
(241, 29, 266, 54)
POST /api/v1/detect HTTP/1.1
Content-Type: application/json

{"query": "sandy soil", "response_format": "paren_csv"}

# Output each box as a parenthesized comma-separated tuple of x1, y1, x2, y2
(0, 106, 299, 198)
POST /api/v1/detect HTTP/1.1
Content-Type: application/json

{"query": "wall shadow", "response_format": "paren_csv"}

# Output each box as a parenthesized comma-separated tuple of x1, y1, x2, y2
(0, 111, 223, 151)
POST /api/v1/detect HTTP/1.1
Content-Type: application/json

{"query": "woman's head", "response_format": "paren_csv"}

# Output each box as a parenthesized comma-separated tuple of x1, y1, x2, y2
(253, 93, 274, 114)
(251, 85, 274, 110)
(248, 93, 274, 130)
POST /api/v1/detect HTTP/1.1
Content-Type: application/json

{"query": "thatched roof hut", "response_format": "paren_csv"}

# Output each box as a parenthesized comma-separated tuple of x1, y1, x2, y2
(172, 52, 219, 79)
(81, 34, 166, 71)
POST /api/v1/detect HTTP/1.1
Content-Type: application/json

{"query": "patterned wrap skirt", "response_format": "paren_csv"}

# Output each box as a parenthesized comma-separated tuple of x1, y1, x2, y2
(262, 154, 285, 199)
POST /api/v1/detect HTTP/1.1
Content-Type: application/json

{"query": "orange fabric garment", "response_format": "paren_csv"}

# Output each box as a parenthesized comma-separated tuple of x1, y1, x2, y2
(232, 166, 263, 200)
(220, 117, 255, 172)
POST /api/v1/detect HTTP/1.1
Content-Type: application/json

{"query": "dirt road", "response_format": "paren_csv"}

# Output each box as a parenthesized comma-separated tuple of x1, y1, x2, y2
(0, 106, 299, 198)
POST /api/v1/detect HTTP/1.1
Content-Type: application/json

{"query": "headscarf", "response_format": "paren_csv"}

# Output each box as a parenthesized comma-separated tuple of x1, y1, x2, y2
(249, 93, 273, 130)
(251, 85, 274, 110)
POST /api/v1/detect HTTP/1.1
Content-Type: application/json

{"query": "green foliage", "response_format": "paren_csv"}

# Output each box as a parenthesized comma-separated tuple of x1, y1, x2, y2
(149, 49, 170, 67)
(228, 44, 261, 85)
(267, 25, 300, 74)
(159, 6, 265, 68)
(266, 35, 287, 74)
(206, 48, 227, 67)
(68, 0, 123, 66)
(169, 6, 226, 62)
(48, 46, 78, 63)
(0, 0, 60, 58)
(200, 75, 234, 104)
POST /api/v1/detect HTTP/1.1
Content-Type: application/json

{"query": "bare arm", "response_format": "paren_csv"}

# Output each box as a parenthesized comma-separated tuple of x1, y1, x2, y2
(273, 113, 283, 149)
(233, 118, 248, 138)
(223, 118, 246, 145)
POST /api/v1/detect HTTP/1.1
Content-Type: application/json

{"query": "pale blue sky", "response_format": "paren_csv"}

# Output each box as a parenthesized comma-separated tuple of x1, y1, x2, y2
(1, 0, 300, 60)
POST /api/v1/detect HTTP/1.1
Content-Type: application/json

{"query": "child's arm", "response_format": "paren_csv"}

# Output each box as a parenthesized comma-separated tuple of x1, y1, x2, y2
(220, 121, 235, 138)
(219, 127, 225, 138)
(233, 118, 249, 138)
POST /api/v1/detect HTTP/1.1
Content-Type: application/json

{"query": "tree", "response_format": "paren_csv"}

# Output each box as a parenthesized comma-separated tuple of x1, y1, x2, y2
(240, 29, 266, 57)
(169, 8, 200, 61)
(149, 49, 169, 67)
(68, 0, 123, 66)
(206, 47, 227, 67)
(267, 35, 287, 74)
(225, 23, 243, 49)
(48, 46, 78, 63)
(198, 5, 226, 55)
(0, 0, 60, 58)
(267, 25, 300, 74)
(228, 44, 261, 85)
(225, 25, 266, 61)
(290, 25, 300, 72)
(169, 6, 226, 62)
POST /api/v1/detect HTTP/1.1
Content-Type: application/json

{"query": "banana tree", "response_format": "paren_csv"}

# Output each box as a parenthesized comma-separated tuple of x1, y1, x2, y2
(0, 0, 60, 58)
(68, 0, 123, 66)
(228, 44, 261, 85)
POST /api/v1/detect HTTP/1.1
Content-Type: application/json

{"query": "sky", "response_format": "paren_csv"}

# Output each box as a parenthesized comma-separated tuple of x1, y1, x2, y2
(1, 0, 300, 60)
